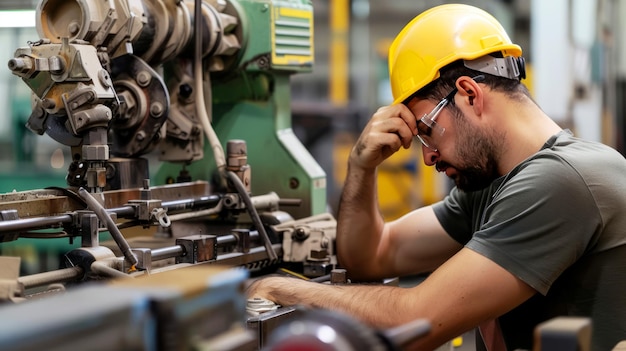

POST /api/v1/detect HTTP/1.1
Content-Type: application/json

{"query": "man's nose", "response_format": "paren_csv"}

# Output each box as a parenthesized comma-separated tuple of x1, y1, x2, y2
(422, 146, 439, 166)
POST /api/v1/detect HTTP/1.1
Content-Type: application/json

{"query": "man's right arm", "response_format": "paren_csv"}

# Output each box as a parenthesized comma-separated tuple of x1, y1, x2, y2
(336, 164, 462, 280)
(336, 105, 462, 281)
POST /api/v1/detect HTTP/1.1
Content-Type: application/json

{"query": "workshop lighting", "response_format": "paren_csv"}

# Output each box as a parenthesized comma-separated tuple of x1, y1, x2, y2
(0, 10, 35, 28)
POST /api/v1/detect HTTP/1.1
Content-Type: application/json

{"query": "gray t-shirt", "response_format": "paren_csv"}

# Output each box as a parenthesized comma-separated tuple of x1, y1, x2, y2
(432, 130, 626, 350)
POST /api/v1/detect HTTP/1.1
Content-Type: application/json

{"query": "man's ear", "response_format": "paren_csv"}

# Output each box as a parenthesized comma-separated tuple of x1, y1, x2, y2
(455, 76, 483, 114)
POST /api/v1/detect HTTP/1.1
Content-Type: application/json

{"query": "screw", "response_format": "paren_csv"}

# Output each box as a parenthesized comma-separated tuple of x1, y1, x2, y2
(136, 71, 151, 87)
(68, 21, 80, 36)
(150, 102, 164, 118)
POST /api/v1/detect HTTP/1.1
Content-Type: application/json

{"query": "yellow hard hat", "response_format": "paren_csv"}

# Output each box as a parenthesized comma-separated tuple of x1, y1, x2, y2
(389, 4, 523, 104)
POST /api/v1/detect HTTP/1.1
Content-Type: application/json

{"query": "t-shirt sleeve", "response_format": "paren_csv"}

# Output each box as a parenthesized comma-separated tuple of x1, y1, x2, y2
(432, 187, 476, 245)
(434, 155, 601, 295)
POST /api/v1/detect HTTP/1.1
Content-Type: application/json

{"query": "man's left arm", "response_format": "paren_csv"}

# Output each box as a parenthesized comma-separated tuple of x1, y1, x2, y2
(248, 247, 536, 350)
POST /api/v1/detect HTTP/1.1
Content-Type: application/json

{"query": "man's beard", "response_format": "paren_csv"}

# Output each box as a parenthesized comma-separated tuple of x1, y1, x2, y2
(437, 111, 503, 192)
(446, 160, 499, 192)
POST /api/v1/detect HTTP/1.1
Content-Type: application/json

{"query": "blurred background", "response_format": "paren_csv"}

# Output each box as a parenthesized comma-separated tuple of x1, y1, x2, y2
(0, 0, 623, 221)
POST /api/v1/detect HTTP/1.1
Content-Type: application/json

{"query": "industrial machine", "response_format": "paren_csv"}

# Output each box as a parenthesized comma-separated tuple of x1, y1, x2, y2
(3, 0, 329, 284)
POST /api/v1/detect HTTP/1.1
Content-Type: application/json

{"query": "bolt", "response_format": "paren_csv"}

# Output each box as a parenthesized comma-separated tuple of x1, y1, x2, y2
(135, 131, 146, 141)
(292, 227, 309, 241)
(136, 71, 151, 87)
(49, 56, 65, 75)
(150, 102, 164, 118)
(41, 98, 56, 109)
(98, 70, 111, 88)
(68, 21, 80, 36)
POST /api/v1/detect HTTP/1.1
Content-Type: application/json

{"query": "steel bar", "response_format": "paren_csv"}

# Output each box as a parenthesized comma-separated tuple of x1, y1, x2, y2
(0, 215, 72, 232)
(151, 246, 184, 261)
(18, 266, 84, 289)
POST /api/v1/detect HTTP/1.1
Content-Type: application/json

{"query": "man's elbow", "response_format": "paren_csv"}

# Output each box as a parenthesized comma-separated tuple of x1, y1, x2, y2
(337, 253, 385, 282)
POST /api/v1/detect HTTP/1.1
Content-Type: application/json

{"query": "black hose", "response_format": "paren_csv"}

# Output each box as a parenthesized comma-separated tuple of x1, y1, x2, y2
(78, 188, 138, 269)
(226, 171, 278, 262)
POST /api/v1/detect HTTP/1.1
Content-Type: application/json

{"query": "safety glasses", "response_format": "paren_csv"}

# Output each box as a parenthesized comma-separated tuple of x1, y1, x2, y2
(415, 75, 485, 151)
(415, 88, 456, 151)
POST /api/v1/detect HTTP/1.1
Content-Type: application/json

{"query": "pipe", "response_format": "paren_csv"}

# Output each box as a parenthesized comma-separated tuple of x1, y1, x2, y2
(18, 266, 84, 289)
(194, 0, 227, 184)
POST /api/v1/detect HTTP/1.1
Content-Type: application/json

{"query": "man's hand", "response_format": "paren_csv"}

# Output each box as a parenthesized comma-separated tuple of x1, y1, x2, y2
(350, 104, 418, 170)
(245, 277, 271, 301)
(246, 276, 299, 306)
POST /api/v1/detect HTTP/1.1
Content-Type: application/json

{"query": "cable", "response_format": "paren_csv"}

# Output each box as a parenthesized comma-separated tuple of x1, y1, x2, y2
(194, 0, 227, 186)
(227, 171, 278, 262)
(45, 186, 87, 208)
(77, 188, 138, 270)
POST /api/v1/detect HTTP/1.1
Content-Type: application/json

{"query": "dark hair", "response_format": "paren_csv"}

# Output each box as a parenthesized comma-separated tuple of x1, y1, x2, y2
(405, 59, 532, 105)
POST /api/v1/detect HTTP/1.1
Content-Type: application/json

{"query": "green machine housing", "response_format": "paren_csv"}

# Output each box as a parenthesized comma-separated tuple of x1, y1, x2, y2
(154, 0, 326, 219)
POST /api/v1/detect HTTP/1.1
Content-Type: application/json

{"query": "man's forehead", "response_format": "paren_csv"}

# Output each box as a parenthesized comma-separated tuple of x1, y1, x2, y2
(405, 96, 435, 114)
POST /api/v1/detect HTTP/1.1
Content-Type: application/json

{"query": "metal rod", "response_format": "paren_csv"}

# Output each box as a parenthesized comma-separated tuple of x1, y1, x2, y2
(217, 234, 238, 245)
(150, 231, 261, 262)
(162, 195, 221, 212)
(0, 214, 72, 232)
(107, 195, 221, 219)
(105, 206, 135, 218)
(166, 201, 222, 221)
(216, 244, 282, 267)
(18, 266, 84, 289)
(151, 246, 184, 261)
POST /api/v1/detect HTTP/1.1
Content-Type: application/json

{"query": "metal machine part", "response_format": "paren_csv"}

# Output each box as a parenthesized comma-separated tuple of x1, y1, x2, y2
(9, 0, 242, 191)
(534, 317, 592, 351)
(0, 266, 256, 351)
(8, 0, 323, 211)
(0, 178, 336, 296)
(262, 308, 430, 351)
(272, 213, 337, 277)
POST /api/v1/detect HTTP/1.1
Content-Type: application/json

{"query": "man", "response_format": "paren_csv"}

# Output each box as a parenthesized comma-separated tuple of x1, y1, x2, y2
(248, 4, 626, 350)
